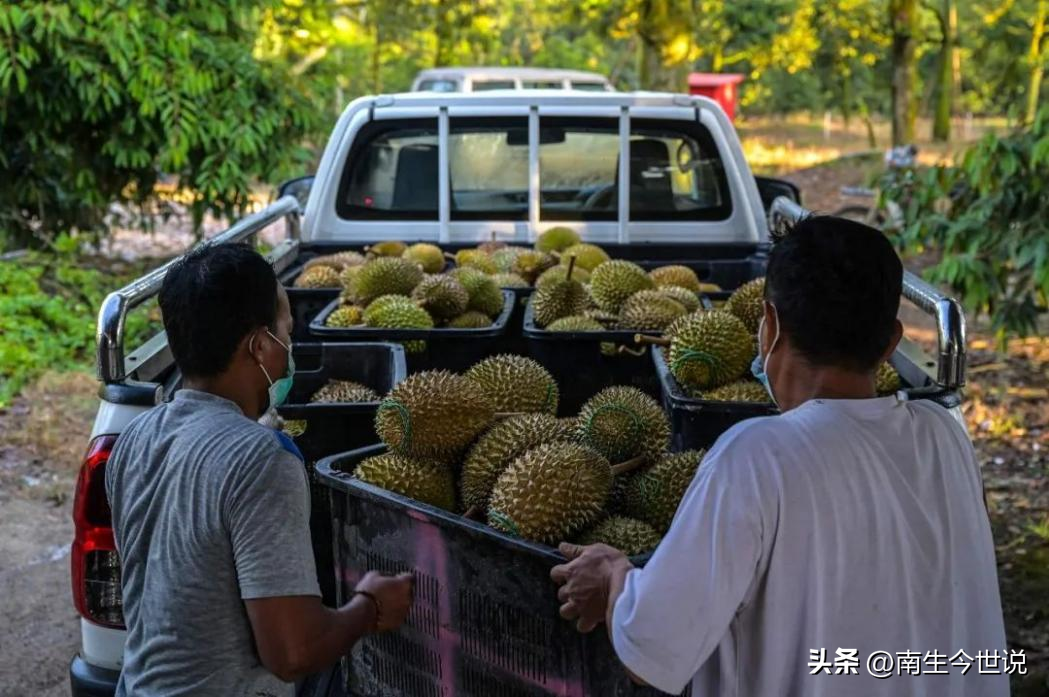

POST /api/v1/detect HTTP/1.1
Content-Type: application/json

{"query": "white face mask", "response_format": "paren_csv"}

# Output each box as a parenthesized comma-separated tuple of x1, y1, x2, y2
(750, 303, 780, 407)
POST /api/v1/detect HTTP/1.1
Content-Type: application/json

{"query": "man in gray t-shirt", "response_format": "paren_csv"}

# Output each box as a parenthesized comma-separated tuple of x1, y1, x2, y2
(106, 244, 412, 696)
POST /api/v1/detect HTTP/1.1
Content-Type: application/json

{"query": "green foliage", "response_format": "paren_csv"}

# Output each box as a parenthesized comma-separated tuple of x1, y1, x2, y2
(888, 107, 1049, 342)
(0, 1, 317, 250)
(0, 253, 160, 405)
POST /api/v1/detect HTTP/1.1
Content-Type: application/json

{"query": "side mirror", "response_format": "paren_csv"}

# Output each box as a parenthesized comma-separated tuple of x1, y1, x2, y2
(754, 176, 801, 213)
(277, 175, 315, 208)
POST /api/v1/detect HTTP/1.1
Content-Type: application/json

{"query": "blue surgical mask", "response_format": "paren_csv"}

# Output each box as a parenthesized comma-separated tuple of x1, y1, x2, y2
(256, 330, 295, 410)
(750, 304, 780, 406)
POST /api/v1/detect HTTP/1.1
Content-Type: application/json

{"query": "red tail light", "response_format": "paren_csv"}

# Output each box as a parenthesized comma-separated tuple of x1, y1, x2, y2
(71, 434, 125, 628)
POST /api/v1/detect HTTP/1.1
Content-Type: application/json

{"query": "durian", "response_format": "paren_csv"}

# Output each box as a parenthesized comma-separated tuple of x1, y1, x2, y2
(465, 355, 559, 415)
(460, 413, 575, 511)
(657, 285, 702, 313)
(325, 305, 364, 328)
(696, 380, 771, 403)
(488, 442, 611, 544)
(355, 452, 456, 511)
(366, 241, 408, 258)
(305, 251, 366, 271)
(294, 265, 340, 289)
(362, 295, 434, 353)
(559, 243, 610, 272)
(491, 272, 530, 288)
(375, 371, 494, 459)
(589, 260, 655, 314)
(490, 247, 526, 273)
(576, 386, 670, 465)
(511, 250, 557, 284)
(309, 380, 379, 403)
(446, 311, 493, 328)
(411, 275, 468, 320)
(617, 290, 687, 331)
(536, 264, 591, 289)
(352, 257, 425, 304)
(533, 257, 589, 327)
(546, 316, 605, 332)
(454, 249, 498, 274)
(402, 243, 445, 273)
(725, 278, 766, 333)
(536, 226, 581, 253)
(653, 310, 754, 391)
(649, 265, 702, 293)
(576, 516, 661, 556)
(451, 267, 505, 318)
(622, 450, 704, 532)
(876, 362, 902, 395)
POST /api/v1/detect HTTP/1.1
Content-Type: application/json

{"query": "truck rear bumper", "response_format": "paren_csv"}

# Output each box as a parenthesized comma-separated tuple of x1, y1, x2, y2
(69, 655, 118, 697)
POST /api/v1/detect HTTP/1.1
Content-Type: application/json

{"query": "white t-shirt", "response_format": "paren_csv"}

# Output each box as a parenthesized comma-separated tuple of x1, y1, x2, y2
(611, 396, 1009, 697)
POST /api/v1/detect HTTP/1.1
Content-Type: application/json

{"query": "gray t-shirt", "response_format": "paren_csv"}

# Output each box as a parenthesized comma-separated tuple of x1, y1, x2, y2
(105, 390, 320, 697)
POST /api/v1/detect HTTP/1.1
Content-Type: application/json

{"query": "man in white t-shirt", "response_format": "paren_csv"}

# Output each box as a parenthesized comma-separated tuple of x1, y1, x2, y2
(551, 216, 1009, 697)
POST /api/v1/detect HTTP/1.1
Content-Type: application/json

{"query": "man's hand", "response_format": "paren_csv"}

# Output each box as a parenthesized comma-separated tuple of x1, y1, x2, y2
(355, 571, 414, 632)
(550, 542, 633, 633)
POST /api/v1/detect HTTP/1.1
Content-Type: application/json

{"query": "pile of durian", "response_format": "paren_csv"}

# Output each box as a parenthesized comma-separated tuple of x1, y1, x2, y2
(293, 241, 508, 352)
(643, 277, 901, 401)
(353, 354, 704, 556)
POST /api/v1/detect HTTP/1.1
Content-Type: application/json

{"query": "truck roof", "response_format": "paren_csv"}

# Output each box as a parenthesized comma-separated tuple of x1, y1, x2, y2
(364, 90, 710, 110)
(414, 66, 610, 82)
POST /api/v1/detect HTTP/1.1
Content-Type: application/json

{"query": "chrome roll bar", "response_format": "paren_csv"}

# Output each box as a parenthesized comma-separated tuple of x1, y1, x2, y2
(96, 196, 302, 384)
(768, 196, 966, 391)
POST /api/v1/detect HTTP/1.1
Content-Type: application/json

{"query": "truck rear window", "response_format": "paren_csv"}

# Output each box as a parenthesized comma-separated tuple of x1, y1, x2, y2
(336, 117, 731, 222)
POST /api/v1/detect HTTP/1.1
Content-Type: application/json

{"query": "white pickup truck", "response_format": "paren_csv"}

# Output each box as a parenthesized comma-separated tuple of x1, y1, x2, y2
(70, 91, 967, 697)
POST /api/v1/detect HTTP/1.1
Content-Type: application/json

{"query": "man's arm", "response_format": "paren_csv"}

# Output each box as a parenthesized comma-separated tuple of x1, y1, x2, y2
(228, 449, 412, 682)
(246, 572, 412, 682)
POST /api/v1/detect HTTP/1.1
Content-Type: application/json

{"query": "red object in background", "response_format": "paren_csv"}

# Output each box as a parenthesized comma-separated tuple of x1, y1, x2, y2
(688, 73, 745, 121)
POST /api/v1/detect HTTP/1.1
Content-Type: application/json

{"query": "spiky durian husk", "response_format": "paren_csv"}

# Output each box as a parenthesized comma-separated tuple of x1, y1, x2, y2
(451, 267, 505, 318)
(695, 380, 772, 404)
(576, 516, 662, 555)
(725, 277, 766, 333)
(325, 305, 364, 328)
(464, 355, 559, 415)
(309, 380, 379, 404)
(589, 260, 656, 314)
(355, 452, 456, 511)
(401, 243, 445, 273)
(622, 450, 705, 532)
(546, 315, 605, 332)
(876, 362, 902, 395)
(536, 265, 591, 289)
(375, 370, 494, 459)
(352, 257, 425, 304)
(616, 290, 687, 331)
(657, 285, 701, 313)
(559, 243, 610, 272)
(575, 386, 670, 464)
(294, 265, 341, 289)
(649, 265, 701, 293)
(411, 275, 468, 320)
(445, 311, 493, 328)
(667, 310, 754, 391)
(488, 442, 611, 544)
(460, 413, 575, 510)
(535, 226, 581, 253)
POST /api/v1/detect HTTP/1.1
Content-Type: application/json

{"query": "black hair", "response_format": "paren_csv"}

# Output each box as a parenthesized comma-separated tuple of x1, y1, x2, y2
(159, 244, 279, 378)
(765, 215, 902, 371)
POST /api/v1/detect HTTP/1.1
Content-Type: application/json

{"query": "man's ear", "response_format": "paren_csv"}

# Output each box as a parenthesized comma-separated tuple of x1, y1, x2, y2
(879, 319, 904, 363)
(244, 328, 264, 365)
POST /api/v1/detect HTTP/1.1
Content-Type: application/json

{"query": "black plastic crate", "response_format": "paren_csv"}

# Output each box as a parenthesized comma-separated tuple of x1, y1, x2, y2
(521, 299, 678, 416)
(308, 291, 516, 373)
(651, 348, 778, 452)
(315, 445, 687, 697)
(652, 343, 962, 452)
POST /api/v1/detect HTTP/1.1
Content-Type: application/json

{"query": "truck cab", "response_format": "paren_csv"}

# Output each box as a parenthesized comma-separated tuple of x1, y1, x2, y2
(70, 91, 965, 696)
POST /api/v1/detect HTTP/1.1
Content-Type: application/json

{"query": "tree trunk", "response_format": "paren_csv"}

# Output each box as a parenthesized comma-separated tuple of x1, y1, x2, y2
(636, 0, 692, 92)
(1026, 0, 1048, 125)
(890, 0, 919, 145)
(933, 0, 956, 142)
